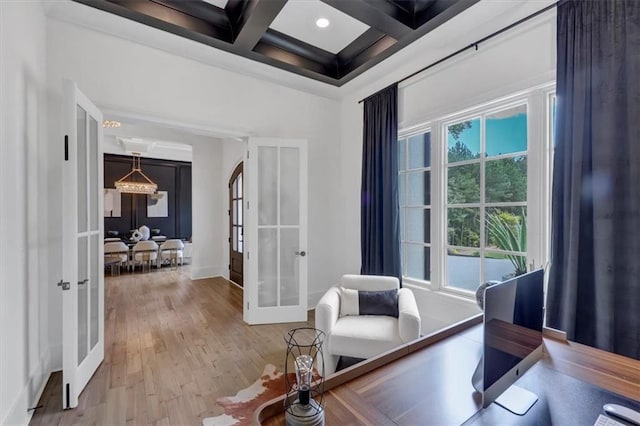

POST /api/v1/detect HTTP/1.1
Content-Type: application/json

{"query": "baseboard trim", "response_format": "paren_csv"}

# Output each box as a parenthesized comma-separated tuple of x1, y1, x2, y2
(191, 265, 226, 280)
(2, 350, 51, 426)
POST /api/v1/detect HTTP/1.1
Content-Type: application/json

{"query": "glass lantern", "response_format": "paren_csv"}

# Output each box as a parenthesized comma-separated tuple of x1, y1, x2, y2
(284, 327, 326, 426)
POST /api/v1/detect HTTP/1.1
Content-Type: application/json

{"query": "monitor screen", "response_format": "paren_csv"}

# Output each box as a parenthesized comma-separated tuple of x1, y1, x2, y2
(482, 268, 544, 408)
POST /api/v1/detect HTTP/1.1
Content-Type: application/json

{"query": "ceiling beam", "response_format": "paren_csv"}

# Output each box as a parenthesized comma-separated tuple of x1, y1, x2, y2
(331, 0, 480, 85)
(257, 29, 338, 76)
(338, 34, 397, 78)
(320, 0, 413, 40)
(86, 0, 233, 41)
(150, 0, 230, 28)
(251, 43, 340, 85)
(337, 28, 386, 68)
(415, 0, 459, 27)
(230, 0, 288, 51)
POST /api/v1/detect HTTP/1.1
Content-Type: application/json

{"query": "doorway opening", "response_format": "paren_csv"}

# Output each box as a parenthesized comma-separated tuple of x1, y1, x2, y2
(229, 162, 243, 286)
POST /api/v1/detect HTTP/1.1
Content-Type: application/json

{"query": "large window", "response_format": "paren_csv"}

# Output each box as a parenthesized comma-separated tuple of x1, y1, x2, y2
(399, 86, 555, 296)
(445, 104, 527, 291)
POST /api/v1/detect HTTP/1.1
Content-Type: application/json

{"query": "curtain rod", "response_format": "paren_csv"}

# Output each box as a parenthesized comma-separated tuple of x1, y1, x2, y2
(358, 2, 558, 104)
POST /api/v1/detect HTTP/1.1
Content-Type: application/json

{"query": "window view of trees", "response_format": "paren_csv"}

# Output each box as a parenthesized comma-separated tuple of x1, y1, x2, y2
(446, 105, 528, 291)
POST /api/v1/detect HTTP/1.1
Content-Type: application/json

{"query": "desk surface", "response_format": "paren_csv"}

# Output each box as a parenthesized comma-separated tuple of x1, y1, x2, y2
(466, 362, 640, 425)
(258, 318, 640, 425)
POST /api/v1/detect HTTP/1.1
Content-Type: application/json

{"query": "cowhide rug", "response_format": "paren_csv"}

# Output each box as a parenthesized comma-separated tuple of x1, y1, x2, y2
(202, 364, 288, 426)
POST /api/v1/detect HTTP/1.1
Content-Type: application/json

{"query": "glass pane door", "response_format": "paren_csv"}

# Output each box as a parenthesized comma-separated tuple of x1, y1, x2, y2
(61, 80, 104, 409)
(245, 138, 307, 324)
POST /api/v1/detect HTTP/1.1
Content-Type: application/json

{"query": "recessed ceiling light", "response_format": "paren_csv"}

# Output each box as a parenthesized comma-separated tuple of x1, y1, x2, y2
(316, 18, 330, 28)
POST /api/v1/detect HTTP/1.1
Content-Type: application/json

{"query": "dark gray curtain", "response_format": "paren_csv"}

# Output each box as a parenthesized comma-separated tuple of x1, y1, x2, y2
(361, 84, 401, 281)
(546, 0, 640, 359)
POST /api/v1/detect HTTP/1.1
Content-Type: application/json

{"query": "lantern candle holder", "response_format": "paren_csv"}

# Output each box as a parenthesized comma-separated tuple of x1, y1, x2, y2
(284, 327, 326, 426)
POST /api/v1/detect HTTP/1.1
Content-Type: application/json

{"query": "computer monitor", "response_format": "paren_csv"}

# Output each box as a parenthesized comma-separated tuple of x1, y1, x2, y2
(472, 268, 544, 415)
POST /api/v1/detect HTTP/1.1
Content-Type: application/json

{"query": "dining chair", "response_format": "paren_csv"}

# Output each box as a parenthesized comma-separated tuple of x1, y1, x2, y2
(160, 239, 184, 269)
(104, 241, 129, 273)
(132, 240, 159, 272)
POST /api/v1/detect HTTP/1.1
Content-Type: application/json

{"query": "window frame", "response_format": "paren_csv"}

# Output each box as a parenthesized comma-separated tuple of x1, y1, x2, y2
(398, 124, 433, 288)
(398, 83, 556, 299)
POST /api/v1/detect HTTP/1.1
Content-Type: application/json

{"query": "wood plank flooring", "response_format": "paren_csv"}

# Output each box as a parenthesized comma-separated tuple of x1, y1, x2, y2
(30, 267, 313, 425)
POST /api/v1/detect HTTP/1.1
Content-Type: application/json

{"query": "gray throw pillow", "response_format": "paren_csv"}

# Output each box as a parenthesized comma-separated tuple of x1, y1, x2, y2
(358, 289, 399, 318)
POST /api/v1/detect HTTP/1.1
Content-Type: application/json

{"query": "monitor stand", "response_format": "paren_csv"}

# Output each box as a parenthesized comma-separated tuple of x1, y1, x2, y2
(495, 385, 538, 415)
(471, 357, 483, 392)
(471, 355, 538, 416)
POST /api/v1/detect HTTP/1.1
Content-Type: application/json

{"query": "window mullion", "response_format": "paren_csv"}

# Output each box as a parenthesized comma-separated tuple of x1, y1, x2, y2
(432, 123, 444, 291)
(527, 91, 544, 271)
(479, 115, 486, 284)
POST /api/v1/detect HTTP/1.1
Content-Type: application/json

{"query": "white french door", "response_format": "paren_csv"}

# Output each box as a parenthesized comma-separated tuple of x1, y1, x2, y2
(60, 80, 104, 409)
(244, 138, 308, 324)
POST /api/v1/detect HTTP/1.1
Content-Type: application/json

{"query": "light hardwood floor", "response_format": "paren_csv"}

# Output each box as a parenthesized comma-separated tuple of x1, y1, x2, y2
(30, 267, 313, 425)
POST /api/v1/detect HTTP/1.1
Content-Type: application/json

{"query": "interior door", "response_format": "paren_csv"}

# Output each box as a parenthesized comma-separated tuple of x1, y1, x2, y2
(229, 162, 244, 286)
(244, 138, 308, 324)
(60, 79, 104, 409)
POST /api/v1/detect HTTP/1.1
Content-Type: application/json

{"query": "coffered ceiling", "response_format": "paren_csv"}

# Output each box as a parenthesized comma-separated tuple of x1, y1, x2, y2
(71, 0, 479, 86)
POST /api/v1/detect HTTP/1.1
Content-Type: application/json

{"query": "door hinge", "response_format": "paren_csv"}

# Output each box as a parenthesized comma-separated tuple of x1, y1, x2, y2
(57, 279, 70, 291)
(228, 264, 231, 270)
(247, 201, 250, 209)
(64, 135, 69, 161)
(228, 209, 231, 216)
(247, 301, 249, 310)
(65, 383, 70, 409)
(247, 252, 250, 260)
(247, 150, 250, 159)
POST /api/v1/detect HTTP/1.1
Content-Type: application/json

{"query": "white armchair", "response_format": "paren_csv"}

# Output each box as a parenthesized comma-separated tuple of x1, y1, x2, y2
(315, 274, 421, 375)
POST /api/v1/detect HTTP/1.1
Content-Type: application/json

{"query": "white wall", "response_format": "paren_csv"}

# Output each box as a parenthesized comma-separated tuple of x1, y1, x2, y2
(399, 15, 556, 129)
(191, 141, 225, 279)
(45, 14, 344, 356)
(337, 4, 556, 327)
(0, 2, 52, 424)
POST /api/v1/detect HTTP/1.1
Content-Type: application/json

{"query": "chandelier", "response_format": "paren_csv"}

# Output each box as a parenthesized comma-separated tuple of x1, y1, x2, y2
(115, 152, 158, 194)
(103, 120, 121, 128)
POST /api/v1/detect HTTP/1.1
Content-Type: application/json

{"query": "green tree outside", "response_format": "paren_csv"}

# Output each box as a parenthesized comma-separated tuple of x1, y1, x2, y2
(447, 120, 527, 263)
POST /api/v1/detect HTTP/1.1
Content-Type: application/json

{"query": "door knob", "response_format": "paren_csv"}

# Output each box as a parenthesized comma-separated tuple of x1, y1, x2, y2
(295, 251, 306, 257)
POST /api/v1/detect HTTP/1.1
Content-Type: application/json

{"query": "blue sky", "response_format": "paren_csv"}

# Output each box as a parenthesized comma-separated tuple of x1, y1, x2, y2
(447, 113, 527, 158)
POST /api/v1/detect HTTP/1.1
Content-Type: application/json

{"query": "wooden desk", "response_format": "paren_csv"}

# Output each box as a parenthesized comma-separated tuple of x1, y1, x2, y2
(257, 315, 640, 425)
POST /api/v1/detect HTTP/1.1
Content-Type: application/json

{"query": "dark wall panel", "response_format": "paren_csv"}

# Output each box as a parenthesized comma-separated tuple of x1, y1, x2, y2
(179, 165, 193, 238)
(104, 154, 192, 239)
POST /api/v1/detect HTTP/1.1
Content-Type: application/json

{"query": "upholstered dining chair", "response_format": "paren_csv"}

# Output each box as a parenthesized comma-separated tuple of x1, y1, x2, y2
(132, 240, 159, 272)
(104, 241, 129, 273)
(315, 274, 421, 375)
(160, 239, 184, 268)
